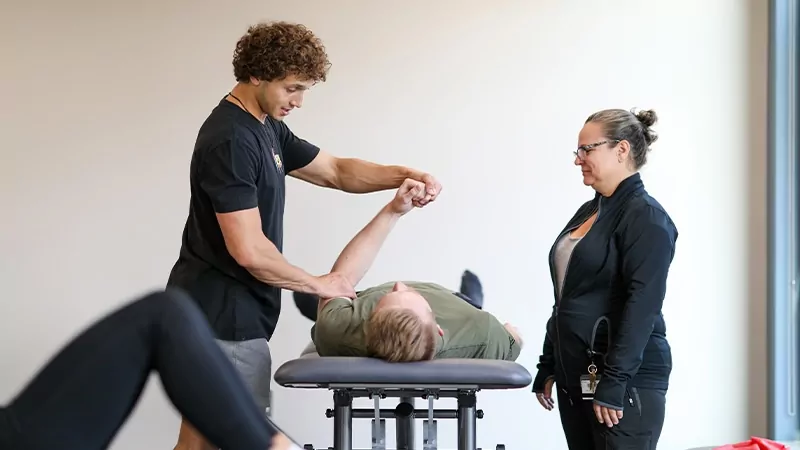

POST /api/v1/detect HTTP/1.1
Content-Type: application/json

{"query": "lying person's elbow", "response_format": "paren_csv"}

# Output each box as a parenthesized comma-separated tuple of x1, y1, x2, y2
(503, 323, 524, 348)
(509, 341, 523, 361)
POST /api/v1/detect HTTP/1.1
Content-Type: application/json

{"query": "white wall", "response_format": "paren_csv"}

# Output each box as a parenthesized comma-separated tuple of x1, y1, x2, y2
(0, 0, 768, 449)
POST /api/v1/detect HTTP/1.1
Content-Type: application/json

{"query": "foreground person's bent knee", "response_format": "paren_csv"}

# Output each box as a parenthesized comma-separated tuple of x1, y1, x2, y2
(144, 287, 207, 330)
(127, 287, 197, 319)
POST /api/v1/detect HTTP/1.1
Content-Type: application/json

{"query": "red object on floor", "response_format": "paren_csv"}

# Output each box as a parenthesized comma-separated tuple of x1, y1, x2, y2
(714, 437, 789, 450)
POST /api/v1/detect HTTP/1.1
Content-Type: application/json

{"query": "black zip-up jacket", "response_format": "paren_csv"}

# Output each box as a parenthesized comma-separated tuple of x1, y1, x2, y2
(531, 173, 678, 410)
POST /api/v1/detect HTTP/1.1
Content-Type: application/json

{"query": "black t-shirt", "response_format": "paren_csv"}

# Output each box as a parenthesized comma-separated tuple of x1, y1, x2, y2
(167, 98, 320, 341)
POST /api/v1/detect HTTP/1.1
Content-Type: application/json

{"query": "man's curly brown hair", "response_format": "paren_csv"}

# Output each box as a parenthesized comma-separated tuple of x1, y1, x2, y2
(232, 21, 331, 83)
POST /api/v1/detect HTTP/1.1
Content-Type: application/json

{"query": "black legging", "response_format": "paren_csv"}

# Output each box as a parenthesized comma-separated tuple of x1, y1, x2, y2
(0, 288, 293, 450)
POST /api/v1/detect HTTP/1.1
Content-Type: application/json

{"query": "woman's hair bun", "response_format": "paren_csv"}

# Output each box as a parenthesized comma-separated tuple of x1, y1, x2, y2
(632, 108, 659, 146)
(635, 108, 658, 127)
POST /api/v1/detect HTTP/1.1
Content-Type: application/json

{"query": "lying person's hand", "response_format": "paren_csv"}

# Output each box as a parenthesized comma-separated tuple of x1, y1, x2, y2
(314, 272, 356, 299)
(414, 173, 442, 207)
(389, 178, 428, 215)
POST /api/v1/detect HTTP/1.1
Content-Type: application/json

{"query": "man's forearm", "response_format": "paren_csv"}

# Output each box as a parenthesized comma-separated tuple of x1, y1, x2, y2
(330, 204, 402, 286)
(239, 237, 320, 294)
(334, 158, 421, 193)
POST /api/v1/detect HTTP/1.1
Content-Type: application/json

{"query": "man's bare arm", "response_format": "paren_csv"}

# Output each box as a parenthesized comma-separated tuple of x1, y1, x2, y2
(289, 150, 442, 204)
(332, 158, 421, 194)
(217, 208, 354, 298)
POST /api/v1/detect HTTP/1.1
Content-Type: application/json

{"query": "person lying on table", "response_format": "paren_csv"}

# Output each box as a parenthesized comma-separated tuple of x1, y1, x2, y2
(292, 268, 485, 322)
(295, 178, 523, 362)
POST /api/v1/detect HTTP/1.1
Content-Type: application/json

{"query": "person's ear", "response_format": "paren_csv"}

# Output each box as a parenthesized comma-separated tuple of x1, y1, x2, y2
(249, 76, 262, 86)
(616, 140, 630, 163)
(437, 324, 444, 336)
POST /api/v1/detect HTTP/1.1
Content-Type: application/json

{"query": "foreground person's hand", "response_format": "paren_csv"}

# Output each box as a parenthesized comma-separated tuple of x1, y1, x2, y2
(269, 432, 303, 450)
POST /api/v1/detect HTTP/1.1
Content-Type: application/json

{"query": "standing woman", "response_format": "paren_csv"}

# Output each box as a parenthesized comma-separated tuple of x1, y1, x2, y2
(532, 108, 678, 449)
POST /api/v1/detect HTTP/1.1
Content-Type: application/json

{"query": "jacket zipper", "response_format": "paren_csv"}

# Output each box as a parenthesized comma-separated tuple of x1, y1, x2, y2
(553, 199, 602, 403)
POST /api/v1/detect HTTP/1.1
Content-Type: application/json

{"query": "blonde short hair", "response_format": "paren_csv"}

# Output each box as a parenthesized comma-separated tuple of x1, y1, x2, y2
(364, 307, 437, 362)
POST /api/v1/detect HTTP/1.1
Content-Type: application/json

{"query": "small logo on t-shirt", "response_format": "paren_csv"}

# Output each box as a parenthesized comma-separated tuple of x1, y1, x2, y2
(270, 148, 284, 174)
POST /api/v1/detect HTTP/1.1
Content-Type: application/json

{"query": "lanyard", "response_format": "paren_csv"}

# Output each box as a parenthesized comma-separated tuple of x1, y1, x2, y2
(586, 315, 612, 368)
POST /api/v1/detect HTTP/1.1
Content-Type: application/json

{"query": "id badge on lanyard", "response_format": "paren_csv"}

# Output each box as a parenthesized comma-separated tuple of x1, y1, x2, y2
(580, 315, 611, 401)
(580, 363, 600, 400)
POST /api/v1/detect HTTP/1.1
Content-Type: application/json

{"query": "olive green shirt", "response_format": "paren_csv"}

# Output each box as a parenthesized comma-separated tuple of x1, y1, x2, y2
(311, 281, 521, 361)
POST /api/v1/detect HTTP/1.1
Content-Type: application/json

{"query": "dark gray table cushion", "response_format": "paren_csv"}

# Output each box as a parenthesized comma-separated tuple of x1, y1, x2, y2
(274, 356, 532, 390)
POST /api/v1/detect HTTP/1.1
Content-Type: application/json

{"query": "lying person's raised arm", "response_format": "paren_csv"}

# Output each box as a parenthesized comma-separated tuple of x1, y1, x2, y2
(320, 179, 427, 310)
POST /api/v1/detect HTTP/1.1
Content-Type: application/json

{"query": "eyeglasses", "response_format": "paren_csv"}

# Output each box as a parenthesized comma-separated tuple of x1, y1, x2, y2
(573, 139, 620, 160)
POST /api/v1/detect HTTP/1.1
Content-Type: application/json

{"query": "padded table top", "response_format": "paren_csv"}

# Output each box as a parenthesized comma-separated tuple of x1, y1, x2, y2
(274, 355, 532, 390)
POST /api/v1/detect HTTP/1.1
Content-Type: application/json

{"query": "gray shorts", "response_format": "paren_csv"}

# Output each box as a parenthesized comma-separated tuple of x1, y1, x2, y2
(216, 338, 272, 417)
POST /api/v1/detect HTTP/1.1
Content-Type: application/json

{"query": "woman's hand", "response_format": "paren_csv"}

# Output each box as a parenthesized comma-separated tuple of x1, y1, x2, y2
(535, 377, 555, 411)
(593, 402, 623, 427)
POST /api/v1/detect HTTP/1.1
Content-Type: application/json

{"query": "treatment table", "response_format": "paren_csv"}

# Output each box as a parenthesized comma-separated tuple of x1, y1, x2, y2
(274, 350, 532, 450)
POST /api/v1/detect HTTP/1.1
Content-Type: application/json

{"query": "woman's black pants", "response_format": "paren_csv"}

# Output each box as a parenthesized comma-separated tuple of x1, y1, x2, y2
(0, 288, 290, 450)
(557, 387, 667, 450)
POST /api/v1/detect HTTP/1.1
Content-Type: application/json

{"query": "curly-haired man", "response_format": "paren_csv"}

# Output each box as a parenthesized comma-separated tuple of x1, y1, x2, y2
(166, 21, 442, 450)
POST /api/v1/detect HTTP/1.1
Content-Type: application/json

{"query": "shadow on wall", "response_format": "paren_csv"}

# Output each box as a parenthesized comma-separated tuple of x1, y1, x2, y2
(746, 0, 769, 439)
